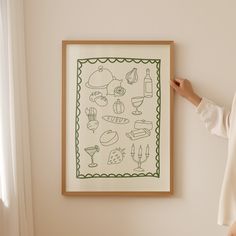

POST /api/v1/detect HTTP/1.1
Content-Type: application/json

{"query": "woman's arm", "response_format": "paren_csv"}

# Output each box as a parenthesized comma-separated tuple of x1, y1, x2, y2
(228, 219, 236, 236)
(170, 78, 231, 138)
(170, 78, 202, 106)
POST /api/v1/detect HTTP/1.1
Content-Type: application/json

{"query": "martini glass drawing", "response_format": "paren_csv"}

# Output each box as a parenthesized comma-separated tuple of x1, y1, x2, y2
(84, 145, 100, 168)
(131, 96, 144, 115)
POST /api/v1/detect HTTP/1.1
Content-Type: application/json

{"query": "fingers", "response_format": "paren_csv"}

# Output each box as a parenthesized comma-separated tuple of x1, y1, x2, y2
(170, 80, 179, 91)
(175, 78, 185, 83)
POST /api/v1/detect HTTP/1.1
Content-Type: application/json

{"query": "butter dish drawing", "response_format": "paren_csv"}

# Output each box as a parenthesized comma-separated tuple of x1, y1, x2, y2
(126, 120, 153, 140)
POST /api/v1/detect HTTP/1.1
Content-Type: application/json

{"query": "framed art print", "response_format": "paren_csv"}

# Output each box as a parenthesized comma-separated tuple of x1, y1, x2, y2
(62, 40, 174, 195)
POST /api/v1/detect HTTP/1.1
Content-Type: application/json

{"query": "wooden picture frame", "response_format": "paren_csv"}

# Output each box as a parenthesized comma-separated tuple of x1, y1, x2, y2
(62, 40, 174, 196)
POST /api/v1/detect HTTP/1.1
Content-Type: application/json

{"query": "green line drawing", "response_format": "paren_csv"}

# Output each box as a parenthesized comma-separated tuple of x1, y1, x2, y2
(126, 120, 153, 141)
(131, 144, 150, 172)
(85, 107, 99, 133)
(102, 115, 129, 125)
(89, 91, 108, 107)
(131, 96, 144, 115)
(84, 145, 100, 168)
(100, 130, 119, 146)
(125, 68, 138, 85)
(75, 57, 161, 179)
(107, 148, 126, 165)
(143, 68, 153, 98)
(86, 65, 126, 96)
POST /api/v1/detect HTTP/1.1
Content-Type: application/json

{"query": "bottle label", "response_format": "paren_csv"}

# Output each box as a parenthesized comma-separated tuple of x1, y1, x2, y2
(145, 81, 153, 97)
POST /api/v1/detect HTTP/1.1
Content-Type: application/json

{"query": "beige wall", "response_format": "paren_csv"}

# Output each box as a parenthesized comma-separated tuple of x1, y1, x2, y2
(24, 0, 236, 235)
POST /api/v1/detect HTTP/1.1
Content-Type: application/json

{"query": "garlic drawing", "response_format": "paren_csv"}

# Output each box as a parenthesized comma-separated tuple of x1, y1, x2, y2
(125, 68, 138, 85)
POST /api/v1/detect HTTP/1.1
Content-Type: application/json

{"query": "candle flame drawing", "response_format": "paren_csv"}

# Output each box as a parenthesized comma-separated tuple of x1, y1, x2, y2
(145, 144, 150, 157)
(131, 143, 135, 157)
(138, 145, 142, 158)
(131, 144, 149, 172)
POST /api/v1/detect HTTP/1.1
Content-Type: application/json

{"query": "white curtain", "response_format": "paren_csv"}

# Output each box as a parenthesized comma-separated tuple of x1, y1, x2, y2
(0, 0, 34, 235)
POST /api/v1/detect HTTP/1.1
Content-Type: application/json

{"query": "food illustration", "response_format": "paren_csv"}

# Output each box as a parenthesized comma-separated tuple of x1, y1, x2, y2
(114, 86, 126, 97)
(89, 91, 103, 101)
(86, 65, 123, 96)
(131, 144, 149, 172)
(75, 58, 161, 179)
(113, 99, 125, 114)
(126, 129, 151, 140)
(89, 91, 108, 107)
(135, 119, 153, 130)
(102, 115, 129, 124)
(95, 96, 108, 106)
(125, 68, 138, 84)
(126, 120, 153, 140)
(86, 66, 115, 89)
(131, 96, 144, 115)
(107, 80, 124, 96)
(143, 68, 153, 98)
(85, 107, 99, 133)
(100, 130, 119, 146)
(84, 145, 100, 168)
(107, 148, 125, 165)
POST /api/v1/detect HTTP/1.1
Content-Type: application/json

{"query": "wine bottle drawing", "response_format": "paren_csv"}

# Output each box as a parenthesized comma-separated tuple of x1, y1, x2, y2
(143, 68, 153, 98)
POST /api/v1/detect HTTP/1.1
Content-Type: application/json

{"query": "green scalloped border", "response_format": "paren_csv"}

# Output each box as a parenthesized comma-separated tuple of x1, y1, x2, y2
(75, 57, 161, 179)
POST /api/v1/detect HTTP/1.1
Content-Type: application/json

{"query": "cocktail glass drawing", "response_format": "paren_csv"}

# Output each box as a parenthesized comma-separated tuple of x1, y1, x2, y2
(84, 145, 100, 168)
(131, 96, 144, 115)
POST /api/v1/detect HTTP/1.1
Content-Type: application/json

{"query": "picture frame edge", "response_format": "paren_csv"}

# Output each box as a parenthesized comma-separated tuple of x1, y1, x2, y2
(61, 40, 175, 196)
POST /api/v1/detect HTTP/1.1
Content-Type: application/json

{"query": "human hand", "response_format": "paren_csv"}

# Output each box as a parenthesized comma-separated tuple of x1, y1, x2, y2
(228, 221, 236, 236)
(170, 78, 202, 107)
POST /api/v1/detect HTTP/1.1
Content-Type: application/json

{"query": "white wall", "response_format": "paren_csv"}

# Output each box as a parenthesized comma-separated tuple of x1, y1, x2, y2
(24, 0, 236, 235)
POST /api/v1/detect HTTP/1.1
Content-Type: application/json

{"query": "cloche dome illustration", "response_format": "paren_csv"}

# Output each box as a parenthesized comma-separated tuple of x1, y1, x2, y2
(86, 66, 124, 96)
(86, 66, 116, 89)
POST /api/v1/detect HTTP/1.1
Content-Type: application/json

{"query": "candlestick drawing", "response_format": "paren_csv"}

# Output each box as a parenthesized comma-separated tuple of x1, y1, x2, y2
(131, 144, 150, 172)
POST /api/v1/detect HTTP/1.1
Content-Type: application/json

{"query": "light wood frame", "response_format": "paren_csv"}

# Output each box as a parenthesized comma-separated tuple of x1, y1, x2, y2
(62, 40, 174, 196)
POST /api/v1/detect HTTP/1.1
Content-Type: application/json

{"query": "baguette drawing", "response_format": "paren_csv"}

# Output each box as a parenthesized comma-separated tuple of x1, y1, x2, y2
(102, 115, 130, 124)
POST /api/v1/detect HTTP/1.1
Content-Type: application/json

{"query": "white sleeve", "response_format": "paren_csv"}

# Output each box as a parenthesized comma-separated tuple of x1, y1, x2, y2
(196, 98, 231, 138)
